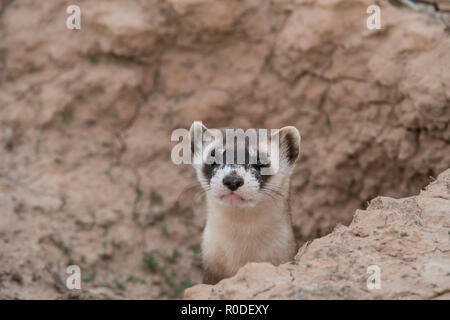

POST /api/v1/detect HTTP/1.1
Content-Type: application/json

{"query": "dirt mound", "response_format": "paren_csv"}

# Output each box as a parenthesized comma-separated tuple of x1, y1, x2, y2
(0, 0, 449, 299)
(185, 169, 450, 299)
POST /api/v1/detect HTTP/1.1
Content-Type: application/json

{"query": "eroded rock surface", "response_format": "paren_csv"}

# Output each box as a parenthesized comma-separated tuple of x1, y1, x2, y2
(0, 0, 449, 299)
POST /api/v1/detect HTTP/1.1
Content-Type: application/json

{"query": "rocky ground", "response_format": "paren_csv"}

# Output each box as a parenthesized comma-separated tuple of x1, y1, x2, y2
(186, 169, 450, 299)
(0, 0, 449, 299)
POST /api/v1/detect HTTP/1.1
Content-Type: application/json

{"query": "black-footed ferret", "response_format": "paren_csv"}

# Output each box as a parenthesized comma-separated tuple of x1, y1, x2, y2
(189, 122, 300, 285)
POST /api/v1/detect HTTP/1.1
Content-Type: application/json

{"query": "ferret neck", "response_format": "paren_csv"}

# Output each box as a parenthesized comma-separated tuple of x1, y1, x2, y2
(205, 194, 287, 224)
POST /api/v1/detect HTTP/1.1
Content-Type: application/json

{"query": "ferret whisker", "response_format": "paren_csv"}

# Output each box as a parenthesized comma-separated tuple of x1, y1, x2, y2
(260, 191, 278, 201)
(261, 186, 284, 199)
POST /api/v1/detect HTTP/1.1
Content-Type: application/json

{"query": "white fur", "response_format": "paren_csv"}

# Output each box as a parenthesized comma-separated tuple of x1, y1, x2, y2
(202, 176, 297, 280)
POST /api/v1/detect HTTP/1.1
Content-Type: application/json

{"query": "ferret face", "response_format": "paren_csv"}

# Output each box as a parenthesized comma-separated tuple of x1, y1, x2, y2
(189, 123, 301, 208)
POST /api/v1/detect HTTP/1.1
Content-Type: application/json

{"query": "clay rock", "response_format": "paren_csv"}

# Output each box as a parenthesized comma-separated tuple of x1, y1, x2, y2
(185, 169, 450, 299)
(179, 89, 232, 124)
(168, 0, 249, 32)
(1, 0, 450, 300)
(82, 0, 166, 58)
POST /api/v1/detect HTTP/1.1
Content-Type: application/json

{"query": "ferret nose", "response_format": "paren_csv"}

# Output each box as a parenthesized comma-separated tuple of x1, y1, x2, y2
(223, 175, 244, 191)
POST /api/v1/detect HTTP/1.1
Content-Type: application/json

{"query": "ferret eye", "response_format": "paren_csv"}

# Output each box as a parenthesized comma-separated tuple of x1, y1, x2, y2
(255, 159, 269, 168)
(208, 149, 218, 166)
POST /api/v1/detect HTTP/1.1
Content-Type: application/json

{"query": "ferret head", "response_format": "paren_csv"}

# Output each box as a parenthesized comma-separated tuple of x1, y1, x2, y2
(189, 122, 301, 208)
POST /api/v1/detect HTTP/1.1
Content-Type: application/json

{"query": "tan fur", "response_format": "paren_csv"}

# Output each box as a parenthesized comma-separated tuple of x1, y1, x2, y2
(201, 176, 298, 284)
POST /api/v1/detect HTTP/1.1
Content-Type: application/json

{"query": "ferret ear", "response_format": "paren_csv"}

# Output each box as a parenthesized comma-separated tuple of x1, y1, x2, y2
(278, 126, 301, 165)
(189, 121, 208, 155)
